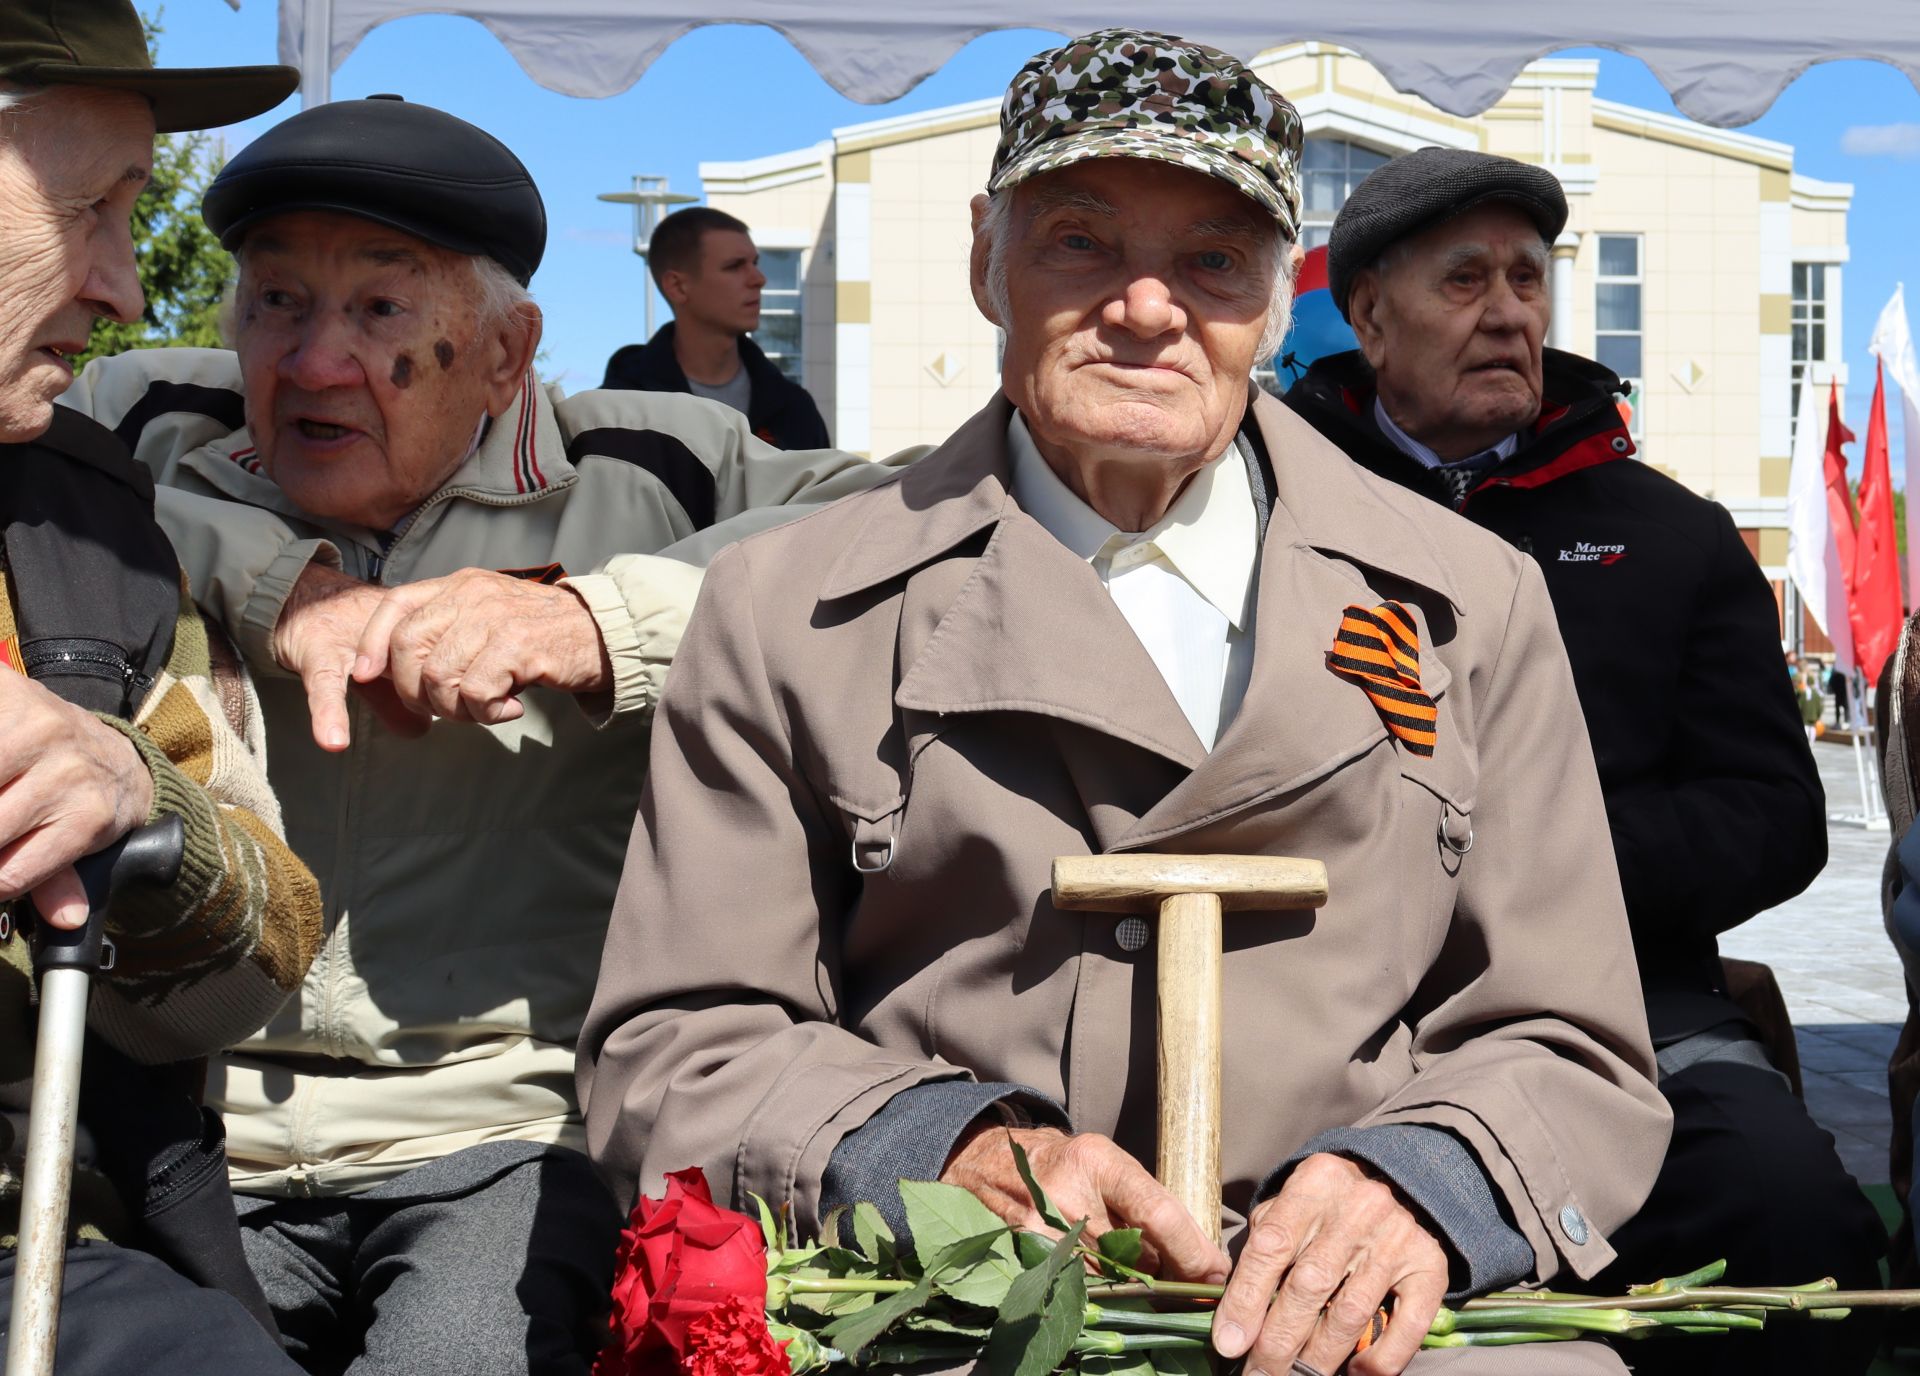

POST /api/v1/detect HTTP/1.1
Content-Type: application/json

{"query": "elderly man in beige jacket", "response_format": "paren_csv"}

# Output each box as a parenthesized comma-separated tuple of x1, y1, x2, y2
(583, 28, 1669, 1376)
(62, 96, 911, 1376)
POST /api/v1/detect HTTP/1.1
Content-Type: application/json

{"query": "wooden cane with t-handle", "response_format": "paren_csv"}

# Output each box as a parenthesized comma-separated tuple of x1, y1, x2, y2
(1051, 853, 1329, 1244)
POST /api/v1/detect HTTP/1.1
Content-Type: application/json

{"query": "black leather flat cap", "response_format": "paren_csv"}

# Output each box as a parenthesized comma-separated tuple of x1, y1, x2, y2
(202, 95, 546, 285)
(1327, 147, 1567, 320)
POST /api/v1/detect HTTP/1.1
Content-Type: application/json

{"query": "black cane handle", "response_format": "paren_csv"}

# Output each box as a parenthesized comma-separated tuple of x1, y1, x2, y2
(32, 814, 185, 975)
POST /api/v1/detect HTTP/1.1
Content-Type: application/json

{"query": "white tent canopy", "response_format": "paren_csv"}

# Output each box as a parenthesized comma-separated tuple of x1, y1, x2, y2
(278, 0, 1920, 125)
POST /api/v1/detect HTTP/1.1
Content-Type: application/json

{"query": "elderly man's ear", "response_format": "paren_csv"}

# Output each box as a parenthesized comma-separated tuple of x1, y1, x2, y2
(968, 193, 1002, 328)
(482, 301, 544, 419)
(1346, 271, 1390, 372)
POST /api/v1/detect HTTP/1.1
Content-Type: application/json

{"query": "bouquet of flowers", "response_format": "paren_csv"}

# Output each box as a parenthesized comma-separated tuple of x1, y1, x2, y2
(591, 1156, 1895, 1376)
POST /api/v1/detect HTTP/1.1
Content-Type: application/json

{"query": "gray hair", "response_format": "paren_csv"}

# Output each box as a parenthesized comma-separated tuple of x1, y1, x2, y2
(468, 254, 537, 334)
(979, 186, 1298, 366)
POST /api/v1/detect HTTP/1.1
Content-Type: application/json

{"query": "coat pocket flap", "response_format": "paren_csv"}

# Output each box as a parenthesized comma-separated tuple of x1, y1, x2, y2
(826, 788, 907, 824)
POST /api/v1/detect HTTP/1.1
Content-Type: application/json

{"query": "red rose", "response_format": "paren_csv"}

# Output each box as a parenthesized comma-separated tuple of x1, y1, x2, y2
(684, 1295, 793, 1376)
(593, 1167, 773, 1376)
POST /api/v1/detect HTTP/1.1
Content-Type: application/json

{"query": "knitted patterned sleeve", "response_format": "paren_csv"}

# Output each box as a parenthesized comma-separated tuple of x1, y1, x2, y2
(84, 577, 323, 1063)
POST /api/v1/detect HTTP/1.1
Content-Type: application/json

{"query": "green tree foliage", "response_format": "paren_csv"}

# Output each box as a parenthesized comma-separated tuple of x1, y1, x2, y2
(73, 9, 233, 371)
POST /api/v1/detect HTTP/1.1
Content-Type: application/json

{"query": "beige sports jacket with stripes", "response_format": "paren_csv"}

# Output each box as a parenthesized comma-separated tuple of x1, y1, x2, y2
(61, 347, 912, 1196)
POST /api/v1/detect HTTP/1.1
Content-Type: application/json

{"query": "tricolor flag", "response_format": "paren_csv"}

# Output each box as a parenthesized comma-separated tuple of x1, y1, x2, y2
(1274, 245, 1359, 387)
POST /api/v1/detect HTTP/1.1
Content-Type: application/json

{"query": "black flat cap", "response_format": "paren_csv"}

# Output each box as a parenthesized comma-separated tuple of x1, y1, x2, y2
(1327, 147, 1567, 321)
(203, 96, 546, 285)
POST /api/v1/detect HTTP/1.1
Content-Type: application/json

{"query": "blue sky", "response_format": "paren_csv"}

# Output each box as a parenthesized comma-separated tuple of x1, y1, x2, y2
(159, 6, 1919, 463)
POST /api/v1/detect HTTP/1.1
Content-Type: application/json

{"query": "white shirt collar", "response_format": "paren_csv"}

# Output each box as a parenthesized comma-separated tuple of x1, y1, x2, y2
(1373, 396, 1520, 472)
(1007, 410, 1257, 631)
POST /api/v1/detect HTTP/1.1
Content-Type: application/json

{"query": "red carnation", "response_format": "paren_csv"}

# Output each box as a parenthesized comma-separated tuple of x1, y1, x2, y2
(593, 1167, 778, 1376)
(685, 1295, 793, 1376)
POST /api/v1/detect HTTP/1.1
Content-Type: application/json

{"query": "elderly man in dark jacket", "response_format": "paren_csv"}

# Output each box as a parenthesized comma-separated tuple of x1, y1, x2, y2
(1286, 146, 1883, 1376)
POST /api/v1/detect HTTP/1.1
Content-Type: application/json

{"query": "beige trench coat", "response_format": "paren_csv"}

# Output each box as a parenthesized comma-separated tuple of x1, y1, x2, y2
(581, 391, 1669, 1291)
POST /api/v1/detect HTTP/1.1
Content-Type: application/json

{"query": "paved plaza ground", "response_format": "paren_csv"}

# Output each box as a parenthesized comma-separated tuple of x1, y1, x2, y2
(1682, 741, 1920, 1370)
(1720, 736, 1905, 1188)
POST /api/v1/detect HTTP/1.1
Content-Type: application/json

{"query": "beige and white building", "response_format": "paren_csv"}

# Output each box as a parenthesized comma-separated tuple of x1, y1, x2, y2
(705, 45, 1852, 639)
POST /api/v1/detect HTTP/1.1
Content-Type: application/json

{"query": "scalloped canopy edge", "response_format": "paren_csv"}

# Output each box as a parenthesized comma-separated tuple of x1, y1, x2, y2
(277, 2, 1920, 129)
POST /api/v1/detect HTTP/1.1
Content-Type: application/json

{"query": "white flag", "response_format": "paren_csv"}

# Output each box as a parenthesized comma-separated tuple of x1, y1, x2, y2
(1870, 284, 1920, 600)
(1786, 367, 1854, 670)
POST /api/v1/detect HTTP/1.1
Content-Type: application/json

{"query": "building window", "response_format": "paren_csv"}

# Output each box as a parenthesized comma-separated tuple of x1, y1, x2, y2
(1299, 138, 1390, 249)
(1595, 234, 1643, 438)
(751, 248, 804, 384)
(1791, 262, 1830, 442)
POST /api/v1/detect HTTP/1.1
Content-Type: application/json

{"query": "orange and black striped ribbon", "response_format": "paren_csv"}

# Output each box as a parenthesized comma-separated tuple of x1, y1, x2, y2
(1326, 600, 1437, 758)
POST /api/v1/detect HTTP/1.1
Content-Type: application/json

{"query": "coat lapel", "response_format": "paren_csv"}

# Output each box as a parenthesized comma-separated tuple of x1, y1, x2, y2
(1118, 395, 1461, 849)
(824, 397, 1206, 786)
(821, 393, 1467, 856)
(895, 512, 1206, 772)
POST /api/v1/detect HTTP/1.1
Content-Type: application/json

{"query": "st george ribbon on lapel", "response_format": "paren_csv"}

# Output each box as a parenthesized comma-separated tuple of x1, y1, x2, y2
(1325, 600, 1438, 758)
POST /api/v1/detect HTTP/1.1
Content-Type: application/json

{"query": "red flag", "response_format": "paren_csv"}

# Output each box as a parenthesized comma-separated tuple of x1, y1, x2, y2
(1824, 381, 1859, 584)
(1851, 362, 1905, 686)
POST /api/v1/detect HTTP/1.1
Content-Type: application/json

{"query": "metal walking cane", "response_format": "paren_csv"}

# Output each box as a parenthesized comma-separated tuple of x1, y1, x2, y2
(6, 816, 184, 1376)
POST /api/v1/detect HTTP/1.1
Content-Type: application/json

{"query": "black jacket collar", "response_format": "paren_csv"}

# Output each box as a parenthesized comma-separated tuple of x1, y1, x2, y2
(601, 322, 826, 449)
(21, 405, 156, 500)
(1285, 348, 1635, 505)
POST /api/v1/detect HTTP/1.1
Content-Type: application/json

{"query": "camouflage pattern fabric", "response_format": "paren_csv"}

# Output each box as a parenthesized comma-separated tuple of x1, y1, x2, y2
(989, 27, 1303, 237)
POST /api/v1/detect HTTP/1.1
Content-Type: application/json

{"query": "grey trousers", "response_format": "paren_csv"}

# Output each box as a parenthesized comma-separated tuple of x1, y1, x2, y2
(883, 1341, 1631, 1375)
(234, 1141, 621, 1376)
(0, 1243, 302, 1375)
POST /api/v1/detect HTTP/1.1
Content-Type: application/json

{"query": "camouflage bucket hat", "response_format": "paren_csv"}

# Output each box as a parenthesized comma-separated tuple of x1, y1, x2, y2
(989, 28, 1303, 238)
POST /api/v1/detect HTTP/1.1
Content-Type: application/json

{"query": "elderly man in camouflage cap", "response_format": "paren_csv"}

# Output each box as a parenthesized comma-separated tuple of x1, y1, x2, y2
(584, 30, 1665, 1376)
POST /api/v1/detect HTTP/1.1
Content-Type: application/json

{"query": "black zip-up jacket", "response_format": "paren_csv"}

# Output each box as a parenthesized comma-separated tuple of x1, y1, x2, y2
(601, 322, 831, 452)
(0, 408, 278, 1332)
(1287, 349, 1826, 1032)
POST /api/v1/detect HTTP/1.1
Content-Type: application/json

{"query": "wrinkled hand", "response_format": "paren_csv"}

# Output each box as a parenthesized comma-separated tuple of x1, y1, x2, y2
(351, 568, 612, 729)
(0, 668, 154, 930)
(274, 563, 428, 752)
(940, 1125, 1230, 1283)
(1213, 1153, 1449, 1376)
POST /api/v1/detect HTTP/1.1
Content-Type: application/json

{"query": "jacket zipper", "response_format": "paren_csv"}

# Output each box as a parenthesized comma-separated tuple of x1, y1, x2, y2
(21, 638, 153, 700)
(290, 466, 581, 1178)
(321, 540, 378, 1062)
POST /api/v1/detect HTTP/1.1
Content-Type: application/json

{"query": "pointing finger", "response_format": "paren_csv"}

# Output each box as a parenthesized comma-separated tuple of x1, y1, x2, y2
(302, 659, 354, 752)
